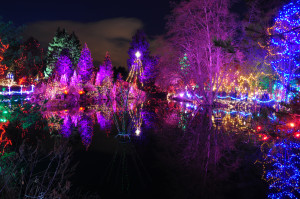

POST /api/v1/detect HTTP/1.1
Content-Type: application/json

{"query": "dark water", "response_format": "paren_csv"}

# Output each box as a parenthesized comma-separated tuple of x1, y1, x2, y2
(2, 99, 300, 199)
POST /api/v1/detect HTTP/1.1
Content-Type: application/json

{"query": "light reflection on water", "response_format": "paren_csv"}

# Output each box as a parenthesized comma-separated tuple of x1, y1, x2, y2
(14, 100, 300, 198)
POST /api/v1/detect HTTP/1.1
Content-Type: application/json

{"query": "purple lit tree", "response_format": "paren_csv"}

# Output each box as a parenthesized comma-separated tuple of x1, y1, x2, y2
(70, 70, 79, 87)
(56, 54, 73, 85)
(77, 43, 93, 84)
(141, 56, 159, 86)
(95, 52, 113, 86)
(127, 30, 150, 68)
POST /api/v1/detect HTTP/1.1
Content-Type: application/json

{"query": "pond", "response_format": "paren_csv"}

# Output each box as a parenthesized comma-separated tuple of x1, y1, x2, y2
(0, 98, 300, 199)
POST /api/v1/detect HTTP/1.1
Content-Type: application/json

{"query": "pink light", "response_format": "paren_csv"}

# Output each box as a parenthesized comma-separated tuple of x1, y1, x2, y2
(179, 93, 184, 97)
(295, 133, 300, 138)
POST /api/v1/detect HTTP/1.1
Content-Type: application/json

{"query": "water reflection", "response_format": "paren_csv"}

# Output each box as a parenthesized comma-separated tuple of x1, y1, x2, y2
(12, 99, 299, 198)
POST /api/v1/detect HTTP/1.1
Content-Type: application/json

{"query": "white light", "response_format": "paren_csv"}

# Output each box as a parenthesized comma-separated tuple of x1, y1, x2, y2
(135, 51, 141, 58)
(135, 128, 141, 136)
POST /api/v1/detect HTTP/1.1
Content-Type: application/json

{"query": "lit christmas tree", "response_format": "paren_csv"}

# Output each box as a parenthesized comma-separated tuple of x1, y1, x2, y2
(267, 0, 300, 101)
(77, 43, 93, 84)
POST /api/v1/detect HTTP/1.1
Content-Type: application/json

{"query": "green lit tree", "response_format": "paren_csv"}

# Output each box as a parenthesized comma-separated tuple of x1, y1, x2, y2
(44, 28, 81, 79)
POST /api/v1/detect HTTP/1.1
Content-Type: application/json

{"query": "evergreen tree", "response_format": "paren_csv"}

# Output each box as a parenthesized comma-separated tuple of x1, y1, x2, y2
(141, 56, 159, 86)
(67, 32, 81, 67)
(15, 37, 44, 84)
(127, 30, 150, 69)
(56, 54, 73, 85)
(96, 51, 114, 86)
(0, 17, 23, 73)
(127, 30, 159, 87)
(77, 43, 93, 84)
(44, 28, 81, 78)
(0, 38, 8, 77)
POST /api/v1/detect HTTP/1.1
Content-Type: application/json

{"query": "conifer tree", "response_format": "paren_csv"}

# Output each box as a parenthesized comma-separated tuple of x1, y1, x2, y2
(56, 54, 73, 85)
(77, 43, 93, 84)
(44, 28, 81, 78)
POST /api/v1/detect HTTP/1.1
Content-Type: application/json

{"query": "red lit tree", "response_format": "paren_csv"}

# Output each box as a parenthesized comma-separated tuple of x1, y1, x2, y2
(0, 39, 9, 77)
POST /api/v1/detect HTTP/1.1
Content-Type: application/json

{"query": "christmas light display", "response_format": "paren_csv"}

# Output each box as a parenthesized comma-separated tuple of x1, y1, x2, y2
(56, 55, 73, 85)
(266, 0, 300, 101)
(126, 51, 144, 87)
(0, 39, 9, 76)
(76, 43, 93, 85)
(259, 140, 300, 199)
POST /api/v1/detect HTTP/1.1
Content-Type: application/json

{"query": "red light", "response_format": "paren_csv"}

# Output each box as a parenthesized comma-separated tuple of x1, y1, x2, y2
(263, 135, 268, 140)
(79, 91, 84, 94)
(64, 90, 68, 94)
(257, 126, 262, 131)
(295, 133, 300, 138)
(79, 107, 84, 111)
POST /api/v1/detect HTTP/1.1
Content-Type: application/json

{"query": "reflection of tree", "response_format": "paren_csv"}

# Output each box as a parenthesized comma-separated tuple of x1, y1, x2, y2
(258, 139, 300, 199)
(78, 114, 93, 150)
(61, 115, 72, 137)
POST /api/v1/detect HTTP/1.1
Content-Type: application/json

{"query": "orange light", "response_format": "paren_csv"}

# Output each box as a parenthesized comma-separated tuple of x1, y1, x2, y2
(79, 107, 84, 111)
(64, 90, 68, 94)
(79, 91, 85, 94)
(289, 123, 295, 128)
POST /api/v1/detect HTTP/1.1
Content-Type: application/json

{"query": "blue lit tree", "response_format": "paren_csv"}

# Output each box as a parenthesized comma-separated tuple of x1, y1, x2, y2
(261, 139, 300, 199)
(77, 43, 93, 84)
(268, 0, 300, 101)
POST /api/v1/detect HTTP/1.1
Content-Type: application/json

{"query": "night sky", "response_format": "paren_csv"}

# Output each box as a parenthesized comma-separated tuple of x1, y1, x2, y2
(0, 0, 181, 66)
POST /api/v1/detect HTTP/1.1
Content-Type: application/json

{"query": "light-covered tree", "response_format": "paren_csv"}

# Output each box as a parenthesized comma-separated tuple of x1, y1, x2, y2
(167, 0, 240, 105)
(44, 28, 81, 78)
(77, 43, 93, 84)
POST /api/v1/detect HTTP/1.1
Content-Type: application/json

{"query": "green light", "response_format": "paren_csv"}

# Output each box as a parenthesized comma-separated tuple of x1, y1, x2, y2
(3, 111, 7, 114)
